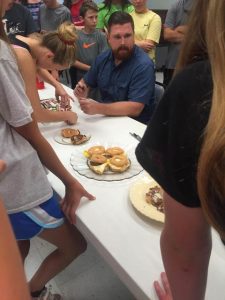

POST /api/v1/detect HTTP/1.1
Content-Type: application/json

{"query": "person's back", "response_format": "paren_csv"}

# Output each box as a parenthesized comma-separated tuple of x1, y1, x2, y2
(40, 0, 71, 31)
(21, 0, 42, 32)
(0, 39, 52, 213)
(3, 1, 38, 42)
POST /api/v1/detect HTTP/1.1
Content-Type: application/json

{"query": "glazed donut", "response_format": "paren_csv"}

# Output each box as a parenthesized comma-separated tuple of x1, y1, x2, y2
(90, 154, 107, 165)
(105, 147, 124, 157)
(109, 155, 128, 167)
(87, 145, 105, 156)
(61, 128, 80, 138)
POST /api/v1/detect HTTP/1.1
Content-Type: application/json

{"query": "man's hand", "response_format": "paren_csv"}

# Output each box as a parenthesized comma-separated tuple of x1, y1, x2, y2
(78, 97, 101, 115)
(74, 80, 88, 99)
(61, 181, 95, 224)
(154, 272, 173, 300)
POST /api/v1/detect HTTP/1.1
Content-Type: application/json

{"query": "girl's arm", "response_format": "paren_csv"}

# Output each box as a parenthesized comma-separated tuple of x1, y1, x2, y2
(0, 161, 30, 300)
(37, 67, 73, 105)
(160, 192, 211, 300)
(13, 117, 95, 224)
(15, 47, 78, 125)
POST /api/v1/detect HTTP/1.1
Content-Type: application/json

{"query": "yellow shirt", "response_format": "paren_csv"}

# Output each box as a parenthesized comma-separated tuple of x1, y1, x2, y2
(130, 10, 161, 62)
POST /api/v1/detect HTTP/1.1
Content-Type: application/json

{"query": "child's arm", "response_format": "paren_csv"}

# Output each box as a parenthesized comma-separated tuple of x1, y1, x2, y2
(0, 161, 30, 300)
(73, 60, 91, 72)
(13, 118, 95, 224)
(37, 67, 74, 104)
(15, 47, 77, 124)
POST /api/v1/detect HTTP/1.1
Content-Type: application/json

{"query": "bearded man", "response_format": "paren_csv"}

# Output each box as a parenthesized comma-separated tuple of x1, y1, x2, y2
(74, 11, 155, 124)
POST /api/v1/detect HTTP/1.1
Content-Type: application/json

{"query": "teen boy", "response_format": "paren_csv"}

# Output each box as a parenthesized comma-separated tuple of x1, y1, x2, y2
(72, 0, 108, 95)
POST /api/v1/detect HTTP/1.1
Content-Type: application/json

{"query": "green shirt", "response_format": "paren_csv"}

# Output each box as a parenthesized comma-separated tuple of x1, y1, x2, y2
(97, 3, 134, 29)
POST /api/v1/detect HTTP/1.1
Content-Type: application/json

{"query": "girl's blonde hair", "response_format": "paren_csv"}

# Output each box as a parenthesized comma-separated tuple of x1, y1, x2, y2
(197, 0, 225, 237)
(176, 0, 225, 237)
(41, 22, 77, 66)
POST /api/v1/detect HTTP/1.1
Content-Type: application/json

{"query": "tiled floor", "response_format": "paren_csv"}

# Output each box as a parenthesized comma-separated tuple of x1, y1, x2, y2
(25, 238, 136, 300)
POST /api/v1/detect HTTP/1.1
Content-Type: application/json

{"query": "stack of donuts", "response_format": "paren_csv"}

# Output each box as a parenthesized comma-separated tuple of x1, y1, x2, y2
(86, 145, 131, 175)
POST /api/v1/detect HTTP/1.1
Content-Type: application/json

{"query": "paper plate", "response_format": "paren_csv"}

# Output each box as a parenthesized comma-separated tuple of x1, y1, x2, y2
(129, 176, 165, 223)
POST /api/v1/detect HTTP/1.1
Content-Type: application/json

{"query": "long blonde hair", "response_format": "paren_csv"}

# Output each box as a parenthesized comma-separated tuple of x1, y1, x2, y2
(197, 0, 225, 237)
(176, 0, 225, 236)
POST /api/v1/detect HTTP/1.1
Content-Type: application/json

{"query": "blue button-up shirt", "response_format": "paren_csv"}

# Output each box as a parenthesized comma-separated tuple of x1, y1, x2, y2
(84, 45, 155, 124)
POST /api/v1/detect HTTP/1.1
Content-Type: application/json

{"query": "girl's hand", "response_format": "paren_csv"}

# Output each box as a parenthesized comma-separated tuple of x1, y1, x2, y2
(55, 83, 74, 107)
(154, 272, 173, 300)
(64, 111, 78, 125)
(61, 181, 95, 224)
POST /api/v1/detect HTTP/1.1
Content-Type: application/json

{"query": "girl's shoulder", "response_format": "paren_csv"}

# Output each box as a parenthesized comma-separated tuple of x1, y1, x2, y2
(0, 40, 16, 64)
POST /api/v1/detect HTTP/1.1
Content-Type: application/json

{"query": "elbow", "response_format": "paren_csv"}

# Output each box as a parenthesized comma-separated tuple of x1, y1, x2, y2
(128, 105, 144, 117)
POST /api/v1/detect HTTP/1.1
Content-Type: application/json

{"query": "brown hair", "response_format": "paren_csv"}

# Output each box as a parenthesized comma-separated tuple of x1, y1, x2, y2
(79, 0, 98, 18)
(41, 22, 77, 66)
(107, 11, 134, 33)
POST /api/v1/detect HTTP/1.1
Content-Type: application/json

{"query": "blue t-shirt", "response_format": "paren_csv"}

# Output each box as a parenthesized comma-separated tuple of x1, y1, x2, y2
(83, 45, 155, 124)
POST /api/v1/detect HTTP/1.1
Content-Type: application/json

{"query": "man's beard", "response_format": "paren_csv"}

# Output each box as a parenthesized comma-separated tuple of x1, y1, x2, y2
(113, 46, 133, 61)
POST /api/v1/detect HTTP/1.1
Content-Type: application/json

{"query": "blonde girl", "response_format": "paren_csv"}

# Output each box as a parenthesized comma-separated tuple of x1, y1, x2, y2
(14, 22, 78, 124)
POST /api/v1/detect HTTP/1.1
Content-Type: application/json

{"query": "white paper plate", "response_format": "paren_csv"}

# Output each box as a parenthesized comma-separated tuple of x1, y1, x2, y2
(129, 176, 165, 223)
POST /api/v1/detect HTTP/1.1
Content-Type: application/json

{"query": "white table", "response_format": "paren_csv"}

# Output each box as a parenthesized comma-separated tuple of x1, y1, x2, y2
(39, 84, 225, 300)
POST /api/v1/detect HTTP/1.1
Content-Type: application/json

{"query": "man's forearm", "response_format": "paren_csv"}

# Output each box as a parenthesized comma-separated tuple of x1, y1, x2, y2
(164, 27, 184, 43)
(97, 101, 143, 117)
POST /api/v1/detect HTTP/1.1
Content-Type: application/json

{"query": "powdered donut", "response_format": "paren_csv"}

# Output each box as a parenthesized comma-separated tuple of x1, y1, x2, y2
(109, 155, 128, 167)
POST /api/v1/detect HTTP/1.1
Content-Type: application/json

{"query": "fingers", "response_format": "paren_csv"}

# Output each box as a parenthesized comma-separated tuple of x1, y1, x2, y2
(154, 280, 164, 299)
(61, 199, 77, 225)
(0, 160, 6, 173)
(84, 191, 96, 201)
(161, 272, 172, 295)
(153, 272, 173, 300)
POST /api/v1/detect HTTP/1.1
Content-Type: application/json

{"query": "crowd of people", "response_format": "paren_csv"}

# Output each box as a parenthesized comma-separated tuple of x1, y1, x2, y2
(1, 0, 225, 299)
